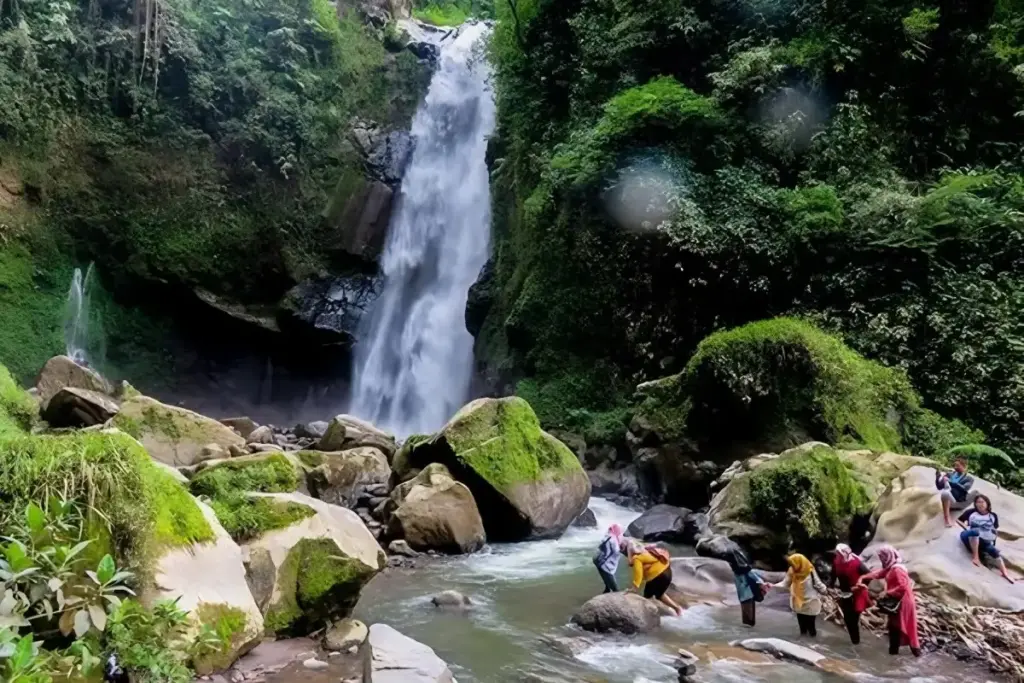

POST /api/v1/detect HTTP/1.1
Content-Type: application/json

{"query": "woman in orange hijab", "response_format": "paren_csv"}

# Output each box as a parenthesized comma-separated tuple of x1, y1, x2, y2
(772, 553, 828, 637)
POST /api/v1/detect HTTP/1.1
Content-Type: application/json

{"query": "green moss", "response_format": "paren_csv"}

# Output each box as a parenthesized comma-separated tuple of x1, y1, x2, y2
(144, 462, 216, 549)
(209, 494, 315, 542)
(748, 445, 870, 543)
(192, 603, 249, 675)
(295, 451, 325, 469)
(680, 317, 914, 451)
(0, 362, 37, 436)
(632, 373, 692, 443)
(0, 239, 70, 385)
(295, 538, 375, 610)
(264, 538, 375, 635)
(0, 429, 213, 579)
(901, 407, 984, 458)
(442, 397, 580, 491)
(189, 453, 299, 498)
(414, 2, 470, 26)
(263, 547, 302, 634)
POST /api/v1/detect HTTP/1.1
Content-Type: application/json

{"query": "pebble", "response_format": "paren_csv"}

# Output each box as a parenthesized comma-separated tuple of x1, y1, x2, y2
(302, 658, 329, 670)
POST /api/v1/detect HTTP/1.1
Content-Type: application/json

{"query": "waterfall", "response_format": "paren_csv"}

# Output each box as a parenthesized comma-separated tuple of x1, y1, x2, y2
(349, 22, 495, 437)
(64, 263, 95, 366)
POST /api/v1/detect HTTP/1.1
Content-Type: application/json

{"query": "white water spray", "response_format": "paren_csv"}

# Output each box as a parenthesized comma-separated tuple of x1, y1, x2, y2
(349, 23, 496, 437)
(64, 264, 95, 365)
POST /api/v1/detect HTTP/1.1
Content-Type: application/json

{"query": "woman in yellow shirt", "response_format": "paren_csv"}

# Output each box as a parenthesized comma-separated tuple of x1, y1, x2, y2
(629, 542, 683, 616)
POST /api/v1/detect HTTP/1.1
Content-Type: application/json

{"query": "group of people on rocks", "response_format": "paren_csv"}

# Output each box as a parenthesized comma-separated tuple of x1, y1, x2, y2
(725, 543, 921, 656)
(593, 455, 1015, 656)
(593, 524, 683, 616)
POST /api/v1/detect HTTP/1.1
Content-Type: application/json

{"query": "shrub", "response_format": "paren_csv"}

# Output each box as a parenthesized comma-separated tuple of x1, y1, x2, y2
(681, 318, 915, 452)
(945, 444, 1016, 479)
(748, 446, 870, 544)
(0, 363, 37, 436)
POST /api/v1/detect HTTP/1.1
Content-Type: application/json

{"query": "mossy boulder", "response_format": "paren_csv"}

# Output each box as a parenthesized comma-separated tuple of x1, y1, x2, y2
(400, 397, 590, 541)
(241, 492, 384, 635)
(304, 447, 392, 507)
(189, 452, 303, 498)
(708, 442, 932, 563)
(633, 318, 917, 455)
(146, 499, 264, 674)
(114, 393, 246, 467)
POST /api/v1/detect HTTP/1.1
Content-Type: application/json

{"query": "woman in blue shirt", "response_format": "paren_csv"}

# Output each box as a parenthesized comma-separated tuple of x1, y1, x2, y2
(957, 494, 1015, 584)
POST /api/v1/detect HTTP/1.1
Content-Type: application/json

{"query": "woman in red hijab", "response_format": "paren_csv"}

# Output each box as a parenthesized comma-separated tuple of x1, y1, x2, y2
(831, 544, 871, 644)
(858, 545, 921, 657)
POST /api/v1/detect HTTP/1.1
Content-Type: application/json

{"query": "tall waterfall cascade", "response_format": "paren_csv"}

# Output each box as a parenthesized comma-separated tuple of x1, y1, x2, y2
(349, 22, 496, 437)
(64, 263, 96, 366)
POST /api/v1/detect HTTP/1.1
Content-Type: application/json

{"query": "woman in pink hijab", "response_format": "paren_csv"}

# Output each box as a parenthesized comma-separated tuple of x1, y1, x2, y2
(593, 524, 625, 593)
(858, 545, 921, 657)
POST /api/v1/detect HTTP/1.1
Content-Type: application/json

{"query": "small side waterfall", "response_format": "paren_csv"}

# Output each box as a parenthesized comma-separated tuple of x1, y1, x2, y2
(349, 23, 496, 437)
(64, 264, 96, 365)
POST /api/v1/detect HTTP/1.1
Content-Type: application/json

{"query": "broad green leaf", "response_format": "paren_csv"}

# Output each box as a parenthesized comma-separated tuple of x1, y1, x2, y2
(25, 503, 46, 534)
(12, 635, 33, 670)
(96, 555, 115, 585)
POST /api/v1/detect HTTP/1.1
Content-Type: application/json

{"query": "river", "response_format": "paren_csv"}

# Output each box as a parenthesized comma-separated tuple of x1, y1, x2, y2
(355, 497, 977, 682)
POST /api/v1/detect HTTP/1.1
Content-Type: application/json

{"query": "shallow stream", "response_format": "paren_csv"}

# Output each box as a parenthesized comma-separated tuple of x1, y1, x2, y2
(354, 498, 981, 683)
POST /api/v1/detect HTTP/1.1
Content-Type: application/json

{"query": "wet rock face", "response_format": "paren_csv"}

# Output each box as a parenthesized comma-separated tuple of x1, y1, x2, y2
(279, 274, 382, 346)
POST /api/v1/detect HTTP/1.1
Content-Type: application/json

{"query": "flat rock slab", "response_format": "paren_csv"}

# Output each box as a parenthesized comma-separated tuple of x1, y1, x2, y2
(736, 638, 825, 667)
(368, 623, 456, 683)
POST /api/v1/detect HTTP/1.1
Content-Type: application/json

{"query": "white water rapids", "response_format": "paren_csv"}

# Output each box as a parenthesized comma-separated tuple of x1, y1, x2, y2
(349, 23, 495, 437)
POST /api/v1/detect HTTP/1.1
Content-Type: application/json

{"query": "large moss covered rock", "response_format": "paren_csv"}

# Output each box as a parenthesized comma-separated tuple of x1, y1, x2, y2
(241, 492, 384, 635)
(708, 443, 932, 562)
(114, 393, 246, 467)
(633, 318, 918, 455)
(402, 397, 590, 541)
(146, 499, 264, 675)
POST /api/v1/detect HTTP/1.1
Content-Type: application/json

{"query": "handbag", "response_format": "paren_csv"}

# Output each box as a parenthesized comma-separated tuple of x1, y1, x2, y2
(875, 595, 902, 615)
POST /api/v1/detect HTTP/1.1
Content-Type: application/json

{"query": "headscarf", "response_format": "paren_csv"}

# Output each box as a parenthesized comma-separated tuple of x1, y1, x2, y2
(876, 545, 902, 570)
(607, 524, 624, 547)
(835, 543, 860, 563)
(786, 553, 815, 610)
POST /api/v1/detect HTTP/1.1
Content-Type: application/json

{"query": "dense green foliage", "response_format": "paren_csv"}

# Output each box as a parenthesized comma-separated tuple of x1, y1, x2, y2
(0, 0, 427, 387)
(413, 0, 493, 26)
(749, 445, 870, 545)
(0, 365, 222, 683)
(483, 0, 1024, 462)
(631, 317, 982, 457)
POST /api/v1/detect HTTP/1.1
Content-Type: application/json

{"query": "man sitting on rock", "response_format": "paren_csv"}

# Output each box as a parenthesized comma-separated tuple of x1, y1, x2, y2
(936, 457, 978, 527)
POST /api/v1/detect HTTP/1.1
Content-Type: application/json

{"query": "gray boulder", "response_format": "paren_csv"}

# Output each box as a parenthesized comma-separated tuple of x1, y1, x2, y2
(35, 355, 111, 409)
(220, 417, 259, 439)
(571, 593, 660, 634)
(627, 504, 692, 542)
(246, 425, 274, 445)
(431, 590, 471, 609)
(368, 624, 456, 683)
(323, 618, 368, 652)
(695, 534, 744, 564)
(572, 508, 598, 528)
(305, 447, 392, 508)
(42, 387, 119, 428)
(295, 421, 329, 439)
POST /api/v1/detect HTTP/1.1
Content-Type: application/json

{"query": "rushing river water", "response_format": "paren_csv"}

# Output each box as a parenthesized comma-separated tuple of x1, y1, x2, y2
(356, 498, 980, 683)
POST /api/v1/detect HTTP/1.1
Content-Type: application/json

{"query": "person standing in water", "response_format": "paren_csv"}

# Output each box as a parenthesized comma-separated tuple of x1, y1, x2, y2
(772, 553, 828, 637)
(628, 542, 684, 616)
(831, 543, 872, 644)
(593, 524, 625, 593)
(725, 546, 766, 626)
(858, 545, 921, 657)
(958, 494, 1016, 584)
